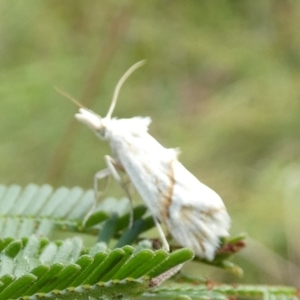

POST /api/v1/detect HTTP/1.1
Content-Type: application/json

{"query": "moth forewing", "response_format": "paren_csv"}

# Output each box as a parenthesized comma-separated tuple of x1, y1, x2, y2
(73, 61, 231, 260)
(107, 125, 230, 260)
(166, 160, 230, 260)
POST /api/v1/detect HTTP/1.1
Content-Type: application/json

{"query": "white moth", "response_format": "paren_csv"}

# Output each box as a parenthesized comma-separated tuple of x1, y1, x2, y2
(74, 61, 230, 260)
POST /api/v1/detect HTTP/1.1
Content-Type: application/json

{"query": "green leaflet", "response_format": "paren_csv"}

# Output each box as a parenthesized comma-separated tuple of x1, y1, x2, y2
(0, 235, 194, 299)
(0, 184, 153, 245)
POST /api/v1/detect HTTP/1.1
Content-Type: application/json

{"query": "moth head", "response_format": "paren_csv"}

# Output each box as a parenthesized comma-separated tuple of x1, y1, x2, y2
(75, 108, 108, 140)
(76, 60, 146, 140)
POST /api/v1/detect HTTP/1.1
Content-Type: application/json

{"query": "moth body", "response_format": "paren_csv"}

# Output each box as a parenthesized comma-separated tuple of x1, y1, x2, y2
(72, 61, 230, 260)
(76, 108, 230, 260)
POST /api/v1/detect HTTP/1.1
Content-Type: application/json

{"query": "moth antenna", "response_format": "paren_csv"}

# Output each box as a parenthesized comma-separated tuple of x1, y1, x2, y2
(106, 60, 146, 119)
(55, 87, 88, 109)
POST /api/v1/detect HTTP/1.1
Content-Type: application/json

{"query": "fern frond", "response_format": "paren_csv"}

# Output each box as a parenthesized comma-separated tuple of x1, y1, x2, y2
(147, 283, 300, 300)
(0, 184, 94, 237)
(0, 184, 155, 244)
(0, 235, 194, 299)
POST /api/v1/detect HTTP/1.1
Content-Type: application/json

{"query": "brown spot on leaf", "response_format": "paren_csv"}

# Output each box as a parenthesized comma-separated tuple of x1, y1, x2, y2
(216, 240, 246, 255)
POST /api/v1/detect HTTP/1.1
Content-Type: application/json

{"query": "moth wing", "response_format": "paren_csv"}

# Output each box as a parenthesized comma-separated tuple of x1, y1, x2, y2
(111, 128, 230, 260)
(167, 161, 231, 260)
(111, 132, 177, 222)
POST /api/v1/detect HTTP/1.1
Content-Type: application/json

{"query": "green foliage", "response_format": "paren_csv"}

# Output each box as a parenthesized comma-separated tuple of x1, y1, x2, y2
(1, 1, 300, 297)
(0, 184, 197, 299)
(149, 283, 300, 300)
(0, 235, 194, 300)
(1, 0, 300, 287)
(0, 184, 298, 300)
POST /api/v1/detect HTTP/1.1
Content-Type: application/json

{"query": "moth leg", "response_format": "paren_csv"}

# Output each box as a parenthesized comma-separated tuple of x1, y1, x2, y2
(82, 168, 111, 226)
(94, 168, 111, 200)
(104, 156, 169, 251)
(105, 155, 134, 228)
(151, 215, 170, 252)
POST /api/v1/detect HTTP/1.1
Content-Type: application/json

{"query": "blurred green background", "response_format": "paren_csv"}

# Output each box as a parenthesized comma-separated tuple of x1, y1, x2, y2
(1, 0, 300, 286)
